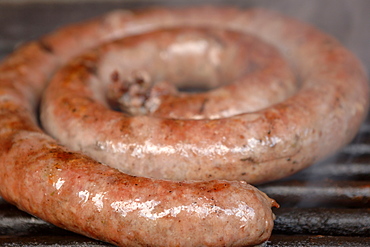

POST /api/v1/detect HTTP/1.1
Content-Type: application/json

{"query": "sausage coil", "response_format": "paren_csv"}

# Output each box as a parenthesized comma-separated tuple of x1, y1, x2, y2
(40, 6, 368, 183)
(0, 6, 368, 247)
(41, 26, 298, 181)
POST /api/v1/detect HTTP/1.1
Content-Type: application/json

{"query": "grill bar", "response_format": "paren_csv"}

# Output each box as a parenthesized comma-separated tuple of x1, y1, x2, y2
(0, 235, 112, 246)
(2, 199, 370, 239)
(273, 208, 370, 236)
(268, 235, 370, 247)
(2, 235, 370, 247)
(258, 180, 370, 208)
(279, 162, 370, 180)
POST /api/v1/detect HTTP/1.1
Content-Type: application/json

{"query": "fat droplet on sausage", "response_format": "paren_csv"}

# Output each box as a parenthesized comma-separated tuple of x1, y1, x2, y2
(95, 136, 282, 159)
(110, 199, 255, 222)
(162, 39, 222, 67)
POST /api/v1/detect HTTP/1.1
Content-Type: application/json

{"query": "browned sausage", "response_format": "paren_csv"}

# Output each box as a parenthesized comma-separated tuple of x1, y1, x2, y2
(0, 6, 282, 247)
(41, 27, 297, 180)
(0, 134, 277, 246)
(41, 7, 368, 183)
(0, 6, 367, 247)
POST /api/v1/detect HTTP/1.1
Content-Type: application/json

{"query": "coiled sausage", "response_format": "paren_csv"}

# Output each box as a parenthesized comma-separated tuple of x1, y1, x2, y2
(41, 27, 297, 181)
(0, 6, 368, 247)
(41, 7, 368, 183)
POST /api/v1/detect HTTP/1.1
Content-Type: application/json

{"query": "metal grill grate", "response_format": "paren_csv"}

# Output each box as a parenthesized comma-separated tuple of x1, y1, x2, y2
(0, 1, 369, 246)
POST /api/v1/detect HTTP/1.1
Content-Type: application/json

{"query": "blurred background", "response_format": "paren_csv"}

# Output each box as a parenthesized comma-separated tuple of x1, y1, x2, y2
(0, 0, 369, 72)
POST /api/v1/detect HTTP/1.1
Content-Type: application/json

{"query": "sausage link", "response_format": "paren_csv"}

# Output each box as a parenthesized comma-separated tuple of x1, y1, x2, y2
(41, 7, 368, 183)
(0, 6, 283, 247)
(0, 130, 277, 246)
(0, 6, 368, 247)
(40, 27, 297, 179)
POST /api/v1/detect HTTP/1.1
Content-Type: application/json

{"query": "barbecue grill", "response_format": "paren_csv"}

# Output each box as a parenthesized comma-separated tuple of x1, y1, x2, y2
(1, 0, 369, 246)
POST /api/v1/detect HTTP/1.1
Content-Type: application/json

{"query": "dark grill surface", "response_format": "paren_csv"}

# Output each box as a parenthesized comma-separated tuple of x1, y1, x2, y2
(0, 0, 369, 246)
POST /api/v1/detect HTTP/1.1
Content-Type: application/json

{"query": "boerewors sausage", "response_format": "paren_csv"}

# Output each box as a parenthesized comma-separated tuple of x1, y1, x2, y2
(41, 27, 297, 181)
(41, 7, 368, 183)
(0, 6, 368, 247)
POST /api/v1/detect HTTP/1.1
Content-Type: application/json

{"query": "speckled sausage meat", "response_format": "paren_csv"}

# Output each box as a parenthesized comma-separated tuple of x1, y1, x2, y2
(0, 6, 367, 247)
(41, 27, 297, 181)
(0, 6, 282, 247)
(41, 7, 368, 183)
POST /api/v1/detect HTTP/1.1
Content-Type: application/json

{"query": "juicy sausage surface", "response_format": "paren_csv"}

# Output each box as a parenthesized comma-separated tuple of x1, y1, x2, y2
(41, 27, 297, 181)
(0, 6, 284, 247)
(41, 7, 368, 183)
(0, 5, 368, 247)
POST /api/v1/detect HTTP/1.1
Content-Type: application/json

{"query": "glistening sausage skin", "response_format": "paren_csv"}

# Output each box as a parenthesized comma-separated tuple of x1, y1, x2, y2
(41, 27, 297, 181)
(0, 6, 367, 247)
(42, 7, 368, 183)
(0, 131, 277, 246)
(0, 7, 282, 247)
